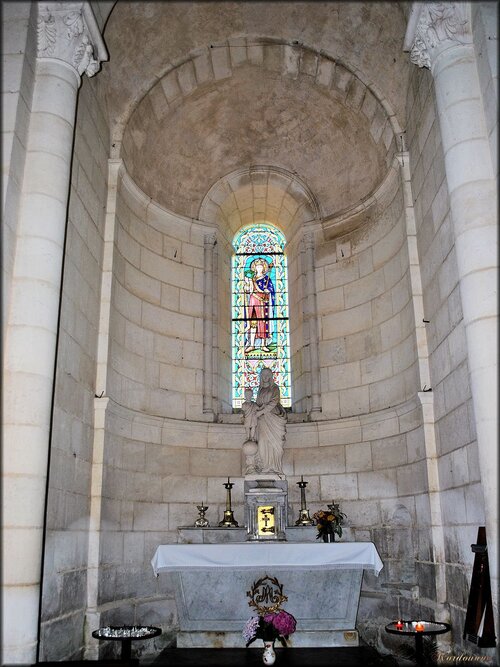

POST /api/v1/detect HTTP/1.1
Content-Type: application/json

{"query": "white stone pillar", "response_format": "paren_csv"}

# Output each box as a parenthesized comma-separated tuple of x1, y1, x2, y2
(405, 0, 498, 623)
(2, 3, 107, 663)
(303, 232, 321, 414)
(203, 232, 217, 415)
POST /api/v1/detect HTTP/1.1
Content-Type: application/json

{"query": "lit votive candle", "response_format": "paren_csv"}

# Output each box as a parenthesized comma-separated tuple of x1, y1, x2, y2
(415, 621, 425, 632)
(395, 620, 403, 630)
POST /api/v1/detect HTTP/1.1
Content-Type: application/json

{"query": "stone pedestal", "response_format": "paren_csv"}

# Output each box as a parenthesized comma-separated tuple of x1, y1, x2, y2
(244, 479, 288, 541)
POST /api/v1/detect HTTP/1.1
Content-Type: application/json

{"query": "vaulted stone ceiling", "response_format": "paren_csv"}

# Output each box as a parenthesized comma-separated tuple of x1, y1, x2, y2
(98, 1, 410, 222)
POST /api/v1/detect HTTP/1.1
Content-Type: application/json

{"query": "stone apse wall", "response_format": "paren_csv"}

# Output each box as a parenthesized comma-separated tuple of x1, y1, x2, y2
(35, 6, 494, 663)
(81, 158, 437, 658)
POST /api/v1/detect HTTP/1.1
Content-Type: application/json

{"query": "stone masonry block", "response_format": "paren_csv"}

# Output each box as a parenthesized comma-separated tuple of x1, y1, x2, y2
(146, 444, 190, 476)
(358, 470, 397, 499)
(371, 435, 407, 470)
(327, 361, 361, 390)
(160, 71, 181, 104)
(293, 445, 345, 475)
(343, 268, 386, 309)
(142, 303, 193, 340)
(189, 448, 242, 477)
(368, 375, 407, 413)
(316, 422, 361, 450)
(320, 473, 358, 501)
(339, 386, 370, 417)
(345, 77, 365, 110)
(345, 442, 372, 472)
(360, 351, 393, 384)
(315, 57, 334, 87)
(133, 502, 170, 531)
(396, 460, 428, 496)
(194, 50, 213, 84)
(342, 499, 380, 526)
(464, 483, 486, 524)
(211, 45, 231, 80)
(332, 64, 352, 95)
(148, 83, 170, 123)
(177, 61, 197, 96)
(322, 302, 372, 339)
(162, 475, 207, 503)
(361, 89, 377, 121)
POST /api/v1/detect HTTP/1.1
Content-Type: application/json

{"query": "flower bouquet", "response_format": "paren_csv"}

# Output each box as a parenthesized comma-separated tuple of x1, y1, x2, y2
(313, 501, 346, 542)
(243, 610, 297, 648)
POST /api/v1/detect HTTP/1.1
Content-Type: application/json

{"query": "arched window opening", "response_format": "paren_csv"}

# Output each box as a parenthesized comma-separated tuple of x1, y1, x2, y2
(231, 224, 291, 409)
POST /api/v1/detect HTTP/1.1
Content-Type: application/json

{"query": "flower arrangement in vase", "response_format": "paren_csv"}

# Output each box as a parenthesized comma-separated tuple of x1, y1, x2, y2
(243, 610, 297, 664)
(244, 575, 297, 664)
(243, 610, 297, 648)
(313, 500, 346, 542)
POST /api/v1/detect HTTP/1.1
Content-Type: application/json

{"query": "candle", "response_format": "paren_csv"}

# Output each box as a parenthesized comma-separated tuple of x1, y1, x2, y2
(301, 475, 304, 482)
(415, 621, 424, 632)
(227, 477, 230, 484)
(396, 620, 403, 630)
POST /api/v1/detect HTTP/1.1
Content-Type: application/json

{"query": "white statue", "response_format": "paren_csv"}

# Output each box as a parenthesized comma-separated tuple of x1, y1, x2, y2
(241, 369, 287, 477)
(242, 387, 258, 442)
(255, 368, 287, 476)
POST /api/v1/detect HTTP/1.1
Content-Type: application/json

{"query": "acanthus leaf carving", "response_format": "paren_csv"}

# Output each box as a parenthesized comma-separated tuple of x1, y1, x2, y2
(63, 11, 84, 41)
(37, 12, 57, 57)
(36, 3, 106, 79)
(409, 2, 471, 70)
(73, 33, 99, 76)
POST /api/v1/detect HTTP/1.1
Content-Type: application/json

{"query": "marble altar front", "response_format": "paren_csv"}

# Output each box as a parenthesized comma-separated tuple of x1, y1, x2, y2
(151, 542, 383, 648)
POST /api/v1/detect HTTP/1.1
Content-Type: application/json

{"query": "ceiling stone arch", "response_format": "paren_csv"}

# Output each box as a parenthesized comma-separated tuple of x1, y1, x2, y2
(113, 38, 403, 149)
(198, 165, 321, 239)
(99, 1, 410, 146)
(121, 42, 399, 224)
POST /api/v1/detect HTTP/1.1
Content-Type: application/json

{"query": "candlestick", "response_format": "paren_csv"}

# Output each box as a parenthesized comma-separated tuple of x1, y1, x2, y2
(219, 478, 238, 527)
(295, 475, 314, 526)
(194, 502, 209, 528)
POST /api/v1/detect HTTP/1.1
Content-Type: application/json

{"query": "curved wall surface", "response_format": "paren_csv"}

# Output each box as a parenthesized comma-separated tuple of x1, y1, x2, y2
(98, 163, 428, 652)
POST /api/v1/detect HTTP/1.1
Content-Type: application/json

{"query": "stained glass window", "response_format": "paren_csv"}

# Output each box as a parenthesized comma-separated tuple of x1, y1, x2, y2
(232, 224, 291, 408)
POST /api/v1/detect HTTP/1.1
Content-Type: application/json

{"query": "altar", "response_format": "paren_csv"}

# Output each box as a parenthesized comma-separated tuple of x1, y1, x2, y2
(151, 542, 383, 648)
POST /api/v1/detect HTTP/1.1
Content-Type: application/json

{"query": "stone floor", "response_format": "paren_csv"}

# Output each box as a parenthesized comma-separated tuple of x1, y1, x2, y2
(147, 646, 406, 666)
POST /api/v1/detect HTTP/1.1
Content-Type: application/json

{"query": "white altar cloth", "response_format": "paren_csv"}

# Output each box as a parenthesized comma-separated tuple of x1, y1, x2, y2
(151, 541, 383, 577)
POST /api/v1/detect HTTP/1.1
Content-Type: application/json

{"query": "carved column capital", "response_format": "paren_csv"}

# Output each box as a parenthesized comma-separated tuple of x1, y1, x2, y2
(204, 231, 218, 247)
(403, 2, 472, 70)
(37, 2, 108, 79)
(303, 230, 315, 251)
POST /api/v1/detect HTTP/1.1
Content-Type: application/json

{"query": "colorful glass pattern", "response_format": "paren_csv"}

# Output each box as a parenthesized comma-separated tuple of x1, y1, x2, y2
(232, 224, 291, 408)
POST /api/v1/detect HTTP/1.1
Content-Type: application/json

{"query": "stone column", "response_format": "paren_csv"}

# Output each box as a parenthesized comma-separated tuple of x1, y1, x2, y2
(405, 0, 498, 618)
(303, 232, 321, 414)
(203, 232, 217, 415)
(2, 3, 107, 663)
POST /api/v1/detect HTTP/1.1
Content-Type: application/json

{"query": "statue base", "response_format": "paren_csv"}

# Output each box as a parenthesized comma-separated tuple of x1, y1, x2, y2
(244, 472, 284, 481)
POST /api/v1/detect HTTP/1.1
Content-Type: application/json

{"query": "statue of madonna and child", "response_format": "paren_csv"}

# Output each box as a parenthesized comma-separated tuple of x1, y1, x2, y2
(242, 367, 287, 477)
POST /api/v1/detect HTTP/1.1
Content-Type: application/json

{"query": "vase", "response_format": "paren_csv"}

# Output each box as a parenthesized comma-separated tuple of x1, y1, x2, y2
(262, 640, 276, 665)
(322, 532, 335, 542)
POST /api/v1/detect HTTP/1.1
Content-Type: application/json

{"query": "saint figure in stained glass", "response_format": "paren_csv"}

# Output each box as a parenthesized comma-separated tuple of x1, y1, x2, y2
(232, 223, 291, 409)
(244, 258, 275, 353)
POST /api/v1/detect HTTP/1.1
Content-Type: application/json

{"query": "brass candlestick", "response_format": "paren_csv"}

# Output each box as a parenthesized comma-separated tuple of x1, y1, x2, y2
(219, 477, 239, 527)
(295, 475, 315, 525)
(194, 502, 209, 527)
